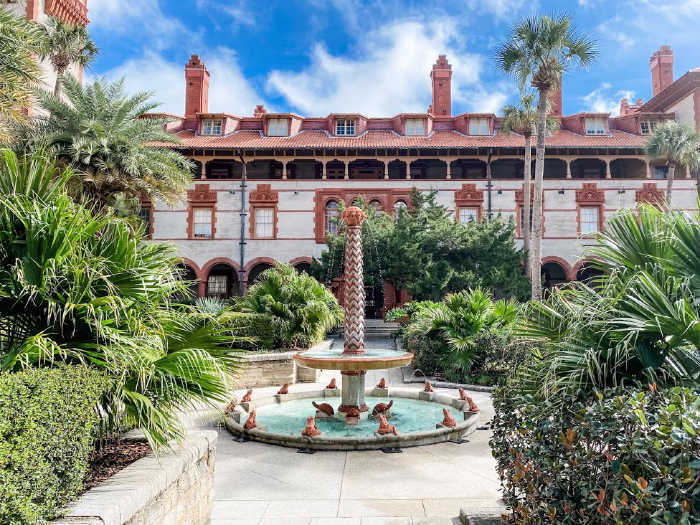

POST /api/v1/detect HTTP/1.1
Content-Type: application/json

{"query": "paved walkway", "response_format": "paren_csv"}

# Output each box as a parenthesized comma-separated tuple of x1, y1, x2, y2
(207, 337, 503, 525)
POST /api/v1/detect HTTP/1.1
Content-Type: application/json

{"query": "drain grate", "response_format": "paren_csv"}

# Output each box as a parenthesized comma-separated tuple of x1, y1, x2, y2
(380, 447, 403, 454)
(232, 435, 249, 443)
(297, 447, 317, 454)
(448, 438, 468, 444)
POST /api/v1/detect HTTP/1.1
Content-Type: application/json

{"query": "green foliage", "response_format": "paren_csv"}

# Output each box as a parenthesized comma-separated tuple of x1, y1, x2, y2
(0, 365, 109, 524)
(16, 76, 193, 211)
(389, 288, 523, 385)
(645, 121, 700, 172)
(0, 149, 248, 449)
(0, 7, 44, 142)
(238, 264, 343, 350)
(312, 190, 530, 302)
(490, 385, 699, 524)
(516, 204, 700, 398)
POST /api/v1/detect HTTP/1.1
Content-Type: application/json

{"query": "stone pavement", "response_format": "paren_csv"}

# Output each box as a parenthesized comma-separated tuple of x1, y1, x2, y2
(207, 337, 503, 525)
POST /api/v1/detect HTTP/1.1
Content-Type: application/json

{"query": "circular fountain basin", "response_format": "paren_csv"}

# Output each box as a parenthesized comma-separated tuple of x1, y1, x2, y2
(225, 388, 479, 450)
(294, 347, 414, 371)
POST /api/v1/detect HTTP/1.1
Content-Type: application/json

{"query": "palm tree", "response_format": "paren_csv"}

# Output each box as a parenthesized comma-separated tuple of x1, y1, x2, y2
(0, 7, 44, 142)
(497, 15, 597, 300)
(645, 121, 700, 205)
(20, 76, 193, 211)
(39, 16, 97, 97)
(501, 94, 559, 276)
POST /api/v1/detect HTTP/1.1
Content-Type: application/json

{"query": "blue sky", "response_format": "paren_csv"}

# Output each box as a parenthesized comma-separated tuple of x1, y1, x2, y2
(87, 0, 699, 118)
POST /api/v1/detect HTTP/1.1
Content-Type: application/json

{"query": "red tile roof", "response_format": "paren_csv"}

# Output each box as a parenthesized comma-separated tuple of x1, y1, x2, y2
(156, 128, 648, 150)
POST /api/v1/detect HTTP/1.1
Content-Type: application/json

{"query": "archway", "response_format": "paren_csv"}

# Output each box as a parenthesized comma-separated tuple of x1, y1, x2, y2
(575, 263, 604, 284)
(175, 263, 199, 299)
(571, 158, 605, 179)
(247, 261, 275, 286)
(205, 263, 239, 298)
(542, 261, 569, 289)
(610, 158, 646, 179)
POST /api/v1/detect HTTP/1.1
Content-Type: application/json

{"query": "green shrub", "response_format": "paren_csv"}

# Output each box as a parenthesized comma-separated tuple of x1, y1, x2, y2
(490, 385, 700, 524)
(238, 264, 343, 350)
(0, 365, 108, 524)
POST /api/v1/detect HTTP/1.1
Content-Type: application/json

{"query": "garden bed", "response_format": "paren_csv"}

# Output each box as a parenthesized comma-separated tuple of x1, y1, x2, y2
(83, 440, 152, 492)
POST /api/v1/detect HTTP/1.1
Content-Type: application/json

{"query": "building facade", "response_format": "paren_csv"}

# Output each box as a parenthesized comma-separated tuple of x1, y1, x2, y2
(146, 49, 699, 314)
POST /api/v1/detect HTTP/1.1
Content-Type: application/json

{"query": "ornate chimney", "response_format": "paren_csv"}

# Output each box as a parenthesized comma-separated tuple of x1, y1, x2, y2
(185, 55, 210, 119)
(650, 45, 674, 97)
(430, 55, 452, 116)
(549, 80, 563, 116)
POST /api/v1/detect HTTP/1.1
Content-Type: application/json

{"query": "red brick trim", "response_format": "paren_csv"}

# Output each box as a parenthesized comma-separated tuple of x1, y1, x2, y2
(575, 183, 605, 235)
(201, 257, 240, 276)
(289, 256, 313, 266)
(541, 256, 573, 281)
(249, 184, 279, 239)
(635, 182, 665, 207)
(454, 183, 484, 221)
(187, 184, 217, 239)
(571, 258, 597, 281)
(244, 256, 279, 273)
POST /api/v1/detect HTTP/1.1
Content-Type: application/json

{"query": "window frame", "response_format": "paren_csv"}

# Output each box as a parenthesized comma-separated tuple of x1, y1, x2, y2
(405, 118, 425, 136)
(335, 119, 356, 136)
(585, 117, 607, 135)
(458, 206, 480, 223)
(192, 206, 214, 239)
(267, 118, 289, 137)
(253, 206, 275, 239)
(579, 205, 602, 235)
(201, 119, 223, 136)
(325, 200, 340, 235)
(469, 117, 490, 136)
(206, 273, 229, 298)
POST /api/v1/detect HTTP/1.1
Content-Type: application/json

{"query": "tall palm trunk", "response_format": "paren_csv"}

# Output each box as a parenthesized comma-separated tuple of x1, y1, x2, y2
(666, 163, 675, 206)
(523, 134, 532, 277)
(530, 89, 548, 301)
(54, 70, 64, 97)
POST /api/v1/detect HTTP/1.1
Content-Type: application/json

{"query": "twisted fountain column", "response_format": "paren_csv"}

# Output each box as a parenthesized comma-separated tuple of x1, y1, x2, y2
(339, 206, 368, 412)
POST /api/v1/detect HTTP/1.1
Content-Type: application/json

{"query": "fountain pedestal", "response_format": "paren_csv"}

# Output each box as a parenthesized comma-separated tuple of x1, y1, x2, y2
(338, 371, 368, 413)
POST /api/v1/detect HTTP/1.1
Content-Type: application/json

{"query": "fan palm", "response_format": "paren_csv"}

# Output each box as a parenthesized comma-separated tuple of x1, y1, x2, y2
(19, 76, 193, 211)
(0, 148, 248, 449)
(38, 16, 97, 97)
(517, 203, 700, 399)
(644, 121, 700, 204)
(497, 15, 597, 300)
(0, 7, 44, 142)
(501, 94, 559, 275)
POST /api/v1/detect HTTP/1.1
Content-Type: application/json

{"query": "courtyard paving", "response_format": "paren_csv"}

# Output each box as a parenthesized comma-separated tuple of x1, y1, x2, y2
(207, 337, 503, 525)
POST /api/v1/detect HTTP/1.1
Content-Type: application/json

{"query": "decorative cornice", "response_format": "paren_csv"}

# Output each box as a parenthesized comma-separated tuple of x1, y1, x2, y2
(249, 184, 279, 204)
(635, 183, 665, 205)
(187, 183, 217, 204)
(454, 183, 484, 206)
(575, 183, 605, 205)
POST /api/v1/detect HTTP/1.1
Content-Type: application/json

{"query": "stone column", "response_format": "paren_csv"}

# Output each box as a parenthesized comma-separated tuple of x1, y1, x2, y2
(322, 160, 328, 180)
(201, 160, 208, 180)
(282, 161, 288, 180)
(446, 160, 452, 179)
(383, 160, 389, 180)
(344, 162, 349, 180)
(565, 159, 572, 179)
(646, 161, 652, 179)
(604, 159, 611, 179)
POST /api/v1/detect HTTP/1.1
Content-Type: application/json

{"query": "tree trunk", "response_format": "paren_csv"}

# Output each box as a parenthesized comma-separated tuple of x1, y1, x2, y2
(523, 134, 532, 277)
(530, 89, 549, 301)
(54, 71, 64, 97)
(666, 163, 675, 206)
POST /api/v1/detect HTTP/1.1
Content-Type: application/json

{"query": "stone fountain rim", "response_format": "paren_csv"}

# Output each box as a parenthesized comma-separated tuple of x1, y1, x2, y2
(225, 387, 479, 450)
(293, 351, 414, 371)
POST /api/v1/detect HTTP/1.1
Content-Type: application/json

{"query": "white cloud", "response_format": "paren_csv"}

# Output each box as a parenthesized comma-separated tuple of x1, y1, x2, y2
(465, 0, 532, 18)
(93, 48, 269, 117)
(581, 83, 635, 116)
(266, 19, 506, 116)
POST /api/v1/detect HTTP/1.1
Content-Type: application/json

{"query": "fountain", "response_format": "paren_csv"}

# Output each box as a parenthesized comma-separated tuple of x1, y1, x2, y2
(225, 207, 480, 450)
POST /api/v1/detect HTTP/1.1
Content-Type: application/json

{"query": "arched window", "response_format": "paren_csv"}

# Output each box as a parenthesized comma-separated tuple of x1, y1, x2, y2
(369, 200, 383, 214)
(325, 200, 339, 235)
(393, 200, 407, 214)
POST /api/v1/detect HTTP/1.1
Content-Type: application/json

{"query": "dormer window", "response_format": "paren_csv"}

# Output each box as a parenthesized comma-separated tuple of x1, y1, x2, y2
(335, 119, 356, 136)
(469, 118, 490, 135)
(268, 118, 288, 137)
(640, 120, 657, 135)
(585, 117, 607, 135)
(405, 118, 425, 136)
(202, 119, 222, 135)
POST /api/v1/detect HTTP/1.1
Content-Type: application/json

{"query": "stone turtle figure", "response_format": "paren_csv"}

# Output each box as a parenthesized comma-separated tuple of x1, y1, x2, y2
(312, 401, 335, 416)
(424, 381, 434, 392)
(241, 389, 253, 403)
(244, 410, 257, 430)
(376, 377, 386, 388)
(301, 416, 321, 437)
(376, 414, 398, 435)
(277, 383, 289, 395)
(344, 406, 361, 418)
(441, 407, 457, 428)
(371, 399, 393, 417)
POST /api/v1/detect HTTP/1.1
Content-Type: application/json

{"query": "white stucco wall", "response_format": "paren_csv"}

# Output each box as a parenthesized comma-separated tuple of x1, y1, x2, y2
(667, 93, 696, 128)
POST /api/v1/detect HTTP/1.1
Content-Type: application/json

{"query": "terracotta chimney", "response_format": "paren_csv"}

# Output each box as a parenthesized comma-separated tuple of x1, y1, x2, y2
(254, 105, 267, 117)
(185, 55, 210, 119)
(430, 55, 452, 116)
(619, 98, 629, 116)
(650, 45, 673, 97)
(549, 80, 563, 116)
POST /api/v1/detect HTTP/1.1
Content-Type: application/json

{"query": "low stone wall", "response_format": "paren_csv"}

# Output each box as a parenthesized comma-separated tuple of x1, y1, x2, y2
(235, 339, 332, 388)
(51, 431, 217, 525)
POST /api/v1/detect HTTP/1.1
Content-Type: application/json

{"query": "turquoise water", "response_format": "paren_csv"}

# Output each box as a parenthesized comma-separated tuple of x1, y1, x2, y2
(297, 348, 411, 360)
(255, 396, 462, 437)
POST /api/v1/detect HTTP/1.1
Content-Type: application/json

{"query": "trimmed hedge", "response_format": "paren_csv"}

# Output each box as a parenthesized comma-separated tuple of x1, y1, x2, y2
(0, 365, 109, 524)
(490, 386, 700, 524)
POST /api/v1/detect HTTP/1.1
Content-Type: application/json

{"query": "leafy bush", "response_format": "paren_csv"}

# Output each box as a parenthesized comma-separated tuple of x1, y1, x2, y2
(0, 365, 108, 524)
(238, 264, 343, 350)
(389, 288, 523, 385)
(517, 204, 700, 398)
(491, 385, 699, 524)
(0, 149, 248, 448)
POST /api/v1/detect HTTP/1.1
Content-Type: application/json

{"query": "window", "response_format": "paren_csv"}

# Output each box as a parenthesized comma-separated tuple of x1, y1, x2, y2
(519, 207, 534, 234)
(394, 200, 407, 212)
(369, 200, 383, 214)
(254, 207, 274, 238)
(469, 118, 490, 135)
(653, 165, 668, 179)
(580, 206, 599, 234)
(138, 206, 152, 237)
(335, 119, 356, 136)
(193, 207, 213, 238)
(640, 120, 657, 135)
(207, 274, 228, 297)
(405, 118, 425, 136)
(458, 207, 479, 223)
(585, 117, 607, 135)
(201, 119, 222, 135)
(325, 201, 339, 234)
(267, 118, 288, 136)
